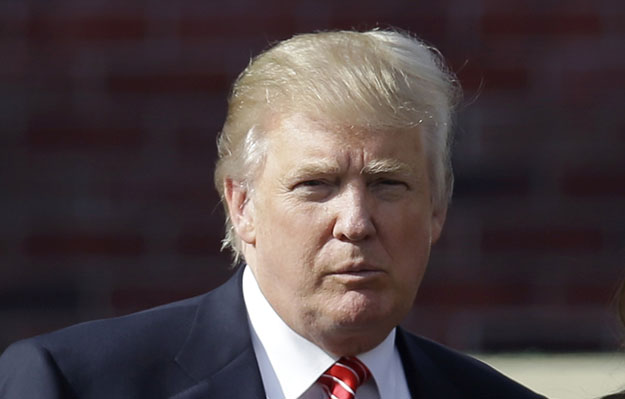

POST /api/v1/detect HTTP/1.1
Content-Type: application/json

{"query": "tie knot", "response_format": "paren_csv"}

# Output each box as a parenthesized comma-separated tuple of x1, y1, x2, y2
(318, 356, 372, 399)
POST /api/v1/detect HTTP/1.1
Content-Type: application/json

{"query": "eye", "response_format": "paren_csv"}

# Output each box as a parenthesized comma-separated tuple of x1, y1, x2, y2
(297, 180, 326, 187)
(375, 179, 408, 189)
(379, 179, 405, 186)
(291, 179, 335, 201)
(371, 178, 409, 199)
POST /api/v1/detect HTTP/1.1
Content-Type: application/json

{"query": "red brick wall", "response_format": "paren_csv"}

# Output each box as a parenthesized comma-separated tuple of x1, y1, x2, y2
(1, 0, 624, 352)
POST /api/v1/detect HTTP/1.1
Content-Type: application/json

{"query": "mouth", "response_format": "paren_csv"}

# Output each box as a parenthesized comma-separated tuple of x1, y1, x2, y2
(327, 263, 386, 280)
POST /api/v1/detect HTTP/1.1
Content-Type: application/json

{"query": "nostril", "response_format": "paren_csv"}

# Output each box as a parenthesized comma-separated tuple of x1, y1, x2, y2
(333, 210, 375, 242)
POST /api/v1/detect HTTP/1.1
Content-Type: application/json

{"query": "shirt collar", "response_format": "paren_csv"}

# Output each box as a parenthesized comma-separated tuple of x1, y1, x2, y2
(358, 328, 397, 398)
(242, 266, 398, 398)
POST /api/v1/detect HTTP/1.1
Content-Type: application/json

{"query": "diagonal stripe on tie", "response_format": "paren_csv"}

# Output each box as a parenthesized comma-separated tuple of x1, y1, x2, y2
(317, 356, 371, 399)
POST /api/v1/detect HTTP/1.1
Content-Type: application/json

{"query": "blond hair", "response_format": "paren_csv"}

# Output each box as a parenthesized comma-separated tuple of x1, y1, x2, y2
(214, 29, 461, 262)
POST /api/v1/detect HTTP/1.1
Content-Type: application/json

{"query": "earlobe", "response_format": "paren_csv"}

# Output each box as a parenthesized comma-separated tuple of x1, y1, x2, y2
(224, 178, 256, 245)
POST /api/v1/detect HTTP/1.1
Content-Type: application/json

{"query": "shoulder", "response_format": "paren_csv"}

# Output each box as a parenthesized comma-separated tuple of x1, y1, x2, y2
(39, 292, 203, 363)
(0, 269, 248, 398)
(0, 339, 75, 398)
(0, 293, 206, 398)
(398, 329, 545, 398)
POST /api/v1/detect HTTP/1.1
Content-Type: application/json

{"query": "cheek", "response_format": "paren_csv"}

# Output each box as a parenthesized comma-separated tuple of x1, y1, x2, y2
(255, 202, 328, 268)
(380, 207, 433, 275)
(273, 202, 332, 241)
(380, 203, 432, 243)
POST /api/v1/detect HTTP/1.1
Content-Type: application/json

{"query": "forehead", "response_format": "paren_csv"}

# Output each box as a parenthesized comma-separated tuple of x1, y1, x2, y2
(263, 114, 425, 166)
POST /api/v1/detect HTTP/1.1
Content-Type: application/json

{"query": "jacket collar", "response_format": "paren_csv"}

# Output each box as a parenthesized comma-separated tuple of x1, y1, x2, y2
(174, 266, 266, 398)
(396, 327, 461, 399)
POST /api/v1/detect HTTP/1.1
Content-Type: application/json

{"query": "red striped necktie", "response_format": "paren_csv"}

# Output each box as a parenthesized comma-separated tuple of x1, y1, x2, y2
(318, 356, 372, 399)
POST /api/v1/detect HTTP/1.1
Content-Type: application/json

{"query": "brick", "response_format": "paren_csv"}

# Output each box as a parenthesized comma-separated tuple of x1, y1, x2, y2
(417, 281, 533, 306)
(402, 308, 453, 346)
(480, 318, 605, 352)
(27, 127, 145, 150)
(27, 13, 147, 41)
(479, 128, 546, 154)
(481, 0, 603, 13)
(328, 15, 448, 41)
(481, 228, 604, 253)
(9, 62, 75, 91)
(176, 128, 221, 154)
(561, 104, 625, 143)
(565, 283, 615, 305)
(562, 68, 625, 105)
(23, 233, 146, 256)
(456, 65, 529, 91)
(176, 233, 223, 256)
(177, 14, 296, 39)
(0, 13, 27, 38)
(25, 96, 147, 150)
(0, 285, 79, 311)
(0, 42, 29, 81)
(481, 13, 602, 36)
(560, 172, 625, 197)
(453, 171, 531, 199)
(110, 271, 233, 313)
(109, 178, 218, 206)
(108, 72, 230, 94)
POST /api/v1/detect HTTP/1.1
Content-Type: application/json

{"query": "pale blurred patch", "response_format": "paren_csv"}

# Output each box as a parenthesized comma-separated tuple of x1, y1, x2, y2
(476, 353, 625, 399)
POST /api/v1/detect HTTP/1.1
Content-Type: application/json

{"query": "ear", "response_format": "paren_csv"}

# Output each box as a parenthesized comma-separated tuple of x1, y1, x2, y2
(430, 205, 447, 245)
(224, 178, 256, 245)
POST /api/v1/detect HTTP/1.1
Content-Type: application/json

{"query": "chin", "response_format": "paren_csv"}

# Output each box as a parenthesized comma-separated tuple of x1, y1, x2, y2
(330, 293, 397, 329)
(320, 312, 396, 357)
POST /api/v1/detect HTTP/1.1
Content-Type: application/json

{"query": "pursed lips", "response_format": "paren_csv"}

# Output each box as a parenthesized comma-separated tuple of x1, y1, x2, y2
(327, 262, 386, 277)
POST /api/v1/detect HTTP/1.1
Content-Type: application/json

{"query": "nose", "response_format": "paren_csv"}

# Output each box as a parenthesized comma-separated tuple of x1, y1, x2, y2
(332, 184, 376, 242)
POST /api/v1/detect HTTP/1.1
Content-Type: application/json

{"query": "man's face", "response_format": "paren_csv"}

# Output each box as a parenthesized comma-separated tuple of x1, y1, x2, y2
(228, 114, 445, 355)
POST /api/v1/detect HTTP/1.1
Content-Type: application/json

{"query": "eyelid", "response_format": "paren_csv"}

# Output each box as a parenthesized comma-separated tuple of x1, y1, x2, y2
(371, 175, 408, 184)
(299, 179, 326, 187)
(379, 179, 404, 184)
(291, 177, 332, 190)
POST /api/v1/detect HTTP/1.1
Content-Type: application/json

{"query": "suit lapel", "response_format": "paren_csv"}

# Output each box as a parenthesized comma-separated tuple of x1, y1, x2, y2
(173, 267, 266, 398)
(396, 327, 461, 399)
(171, 347, 264, 398)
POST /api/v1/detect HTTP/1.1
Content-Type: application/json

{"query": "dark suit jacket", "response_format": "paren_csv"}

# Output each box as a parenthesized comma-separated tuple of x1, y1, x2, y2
(0, 268, 545, 398)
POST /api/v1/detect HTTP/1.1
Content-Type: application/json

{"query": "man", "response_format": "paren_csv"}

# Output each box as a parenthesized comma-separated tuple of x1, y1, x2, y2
(0, 29, 544, 398)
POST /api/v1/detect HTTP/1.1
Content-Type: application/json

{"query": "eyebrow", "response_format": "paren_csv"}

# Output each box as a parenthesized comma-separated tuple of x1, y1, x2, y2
(360, 159, 415, 176)
(285, 158, 415, 180)
(285, 161, 342, 180)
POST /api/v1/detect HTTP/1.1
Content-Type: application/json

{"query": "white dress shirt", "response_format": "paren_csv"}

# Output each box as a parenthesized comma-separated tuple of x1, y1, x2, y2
(242, 267, 412, 399)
